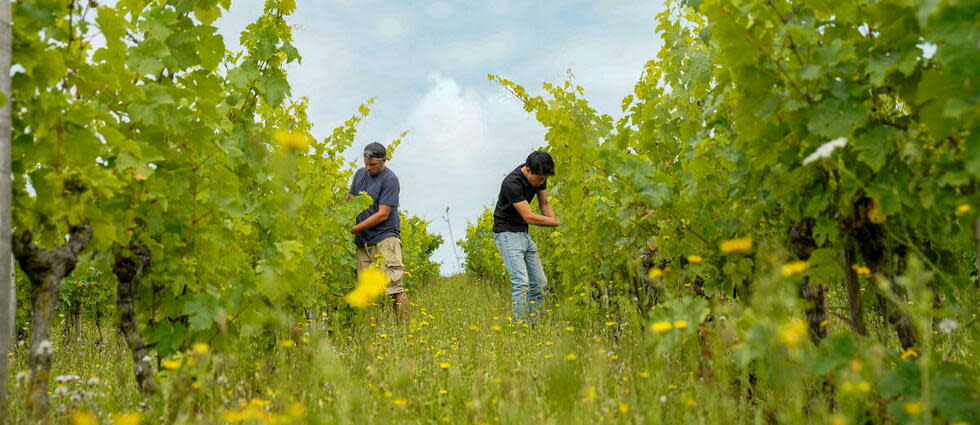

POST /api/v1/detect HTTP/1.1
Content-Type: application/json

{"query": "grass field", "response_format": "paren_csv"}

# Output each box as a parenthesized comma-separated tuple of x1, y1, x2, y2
(4, 275, 976, 425)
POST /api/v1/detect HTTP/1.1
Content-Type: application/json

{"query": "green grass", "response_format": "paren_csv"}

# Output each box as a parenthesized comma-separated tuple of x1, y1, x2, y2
(4, 275, 977, 424)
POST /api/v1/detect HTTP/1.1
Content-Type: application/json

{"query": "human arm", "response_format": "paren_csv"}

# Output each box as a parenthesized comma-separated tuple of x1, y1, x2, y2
(537, 190, 555, 219)
(513, 201, 561, 227)
(350, 204, 393, 233)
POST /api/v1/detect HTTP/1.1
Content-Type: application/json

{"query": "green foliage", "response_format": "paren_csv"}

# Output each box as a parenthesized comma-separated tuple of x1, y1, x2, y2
(400, 213, 444, 287)
(10, 0, 438, 361)
(471, 1, 979, 423)
(458, 208, 508, 284)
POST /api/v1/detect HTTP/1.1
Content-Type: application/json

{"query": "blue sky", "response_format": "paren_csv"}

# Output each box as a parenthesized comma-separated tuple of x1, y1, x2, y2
(216, 0, 666, 275)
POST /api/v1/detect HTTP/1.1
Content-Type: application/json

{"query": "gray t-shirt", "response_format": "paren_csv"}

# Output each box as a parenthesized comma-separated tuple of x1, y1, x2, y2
(349, 167, 400, 247)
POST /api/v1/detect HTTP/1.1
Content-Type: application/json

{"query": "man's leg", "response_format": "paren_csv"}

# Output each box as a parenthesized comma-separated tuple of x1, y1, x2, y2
(494, 232, 530, 323)
(378, 237, 409, 322)
(524, 234, 548, 325)
(355, 245, 376, 324)
(355, 245, 373, 279)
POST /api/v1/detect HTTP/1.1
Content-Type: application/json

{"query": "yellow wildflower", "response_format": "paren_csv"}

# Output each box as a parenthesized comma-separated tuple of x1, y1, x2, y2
(438, 389, 448, 395)
(650, 321, 672, 333)
(781, 261, 810, 277)
(491, 325, 502, 332)
(281, 339, 295, 348)
(439, 362, 451, 370)
(70, 411, 98, 425)
(392, 398, 408, 407)
(851, 264, 872, 278)
(639, 371, 650, 379)
(955, 204, 972, 217)
(851, 360, 863, 372)
(274, 130, 311, 151)
(673, 320, 688, 329)
(901, 347, 918, 360)
(192, 342, 209, 355)
(686, 255, 703, 263)
(112, 412, 143, 425)
(719, 237, 753, 253)
(161, 359, 182, 370)
(345, 268, 389, 308)
(618, 403, 630, 414)
(605, 321, 616, 327)
(777, 319, 808, 350)
(685, 397, 697, 406)
(565, 353, 578, 361)
(903, 402, 923, 415)
(647, 267, 664, 278)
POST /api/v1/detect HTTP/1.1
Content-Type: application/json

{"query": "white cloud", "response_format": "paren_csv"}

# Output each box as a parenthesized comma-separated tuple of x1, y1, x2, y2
(401, 74, 487, 162)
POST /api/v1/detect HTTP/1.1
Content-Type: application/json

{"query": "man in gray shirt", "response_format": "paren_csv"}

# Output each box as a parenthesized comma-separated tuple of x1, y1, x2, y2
(348, 142, 408, 320)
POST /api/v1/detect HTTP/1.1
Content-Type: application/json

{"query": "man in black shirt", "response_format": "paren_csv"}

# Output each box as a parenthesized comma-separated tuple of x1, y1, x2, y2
(492, 150, 561, 324)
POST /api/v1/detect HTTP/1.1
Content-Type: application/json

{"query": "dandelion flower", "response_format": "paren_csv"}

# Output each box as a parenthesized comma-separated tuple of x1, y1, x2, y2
(851, 264, 872, 278)
(605, 321, 616, 327)
(673, 320, 688, 329)
(69, 411, 97, 425)
(565, 353, 578, 361)
(719, 237, 753, 253)
(938, 319, 958, 334)
(345, 268, 389, 308)
(901, 347, 918, 360)
(192, 342, 209, 355)
(281, 340, 295, 348)
(274, 130, 311, 151)
(781, 261, 809, 277)
(439, 362, 451, 370)
(777, 319, 808, 349)
(392, 398, 408, 407)
(903, 402, 923, 415)
(955, 204, 972, 217)
(686, 255, 703, 263)
(161, 359, 182, 370)
(650, 321, 672, 333)
(112, 412, 143, 425)
(647, 267, 664, 278)
(618, 403, 630, 414)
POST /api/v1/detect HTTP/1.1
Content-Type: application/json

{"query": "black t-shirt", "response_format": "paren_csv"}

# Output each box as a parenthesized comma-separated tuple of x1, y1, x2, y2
(493, 165, 547, 233)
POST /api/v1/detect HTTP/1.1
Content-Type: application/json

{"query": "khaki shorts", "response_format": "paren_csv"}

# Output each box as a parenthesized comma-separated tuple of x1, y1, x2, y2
(356, 236, 405, 295)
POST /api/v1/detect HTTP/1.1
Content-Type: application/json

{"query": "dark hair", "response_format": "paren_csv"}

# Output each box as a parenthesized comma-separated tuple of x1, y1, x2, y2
(525, 150, 555, 176)
(363, 142, 387, 159)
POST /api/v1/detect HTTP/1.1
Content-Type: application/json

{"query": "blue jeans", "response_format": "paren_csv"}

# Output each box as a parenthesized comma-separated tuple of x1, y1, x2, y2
(493, 232, 547, 324)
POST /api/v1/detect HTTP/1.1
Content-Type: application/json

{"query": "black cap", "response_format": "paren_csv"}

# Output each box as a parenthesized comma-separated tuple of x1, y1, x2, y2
(363, 142, 387, 159)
